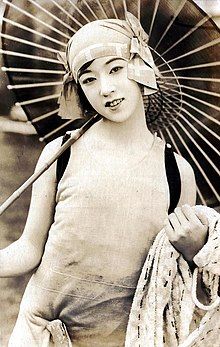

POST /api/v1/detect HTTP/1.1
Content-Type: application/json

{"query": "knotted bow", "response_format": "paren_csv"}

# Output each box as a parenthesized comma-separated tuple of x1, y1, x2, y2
(56, 51, 83, 119)
(57, 51, 74, 85)
(125, 12, 155, 70)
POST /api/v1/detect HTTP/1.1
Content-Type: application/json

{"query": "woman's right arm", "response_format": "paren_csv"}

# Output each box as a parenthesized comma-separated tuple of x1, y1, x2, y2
(0, 137, 61, 277)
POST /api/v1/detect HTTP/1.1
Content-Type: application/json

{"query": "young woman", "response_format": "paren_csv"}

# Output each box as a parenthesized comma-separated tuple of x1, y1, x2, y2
(0, 12, 208, 347)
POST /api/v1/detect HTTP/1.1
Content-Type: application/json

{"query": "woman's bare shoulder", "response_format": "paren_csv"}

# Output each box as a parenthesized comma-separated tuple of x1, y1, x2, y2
(36, 136, 63, 168)
(174, 153, 194, 178)
(174, 153, 197, 206)
(42, 136, 63, 155)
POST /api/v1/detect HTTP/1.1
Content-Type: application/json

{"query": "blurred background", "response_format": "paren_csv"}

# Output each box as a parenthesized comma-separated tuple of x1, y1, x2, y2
(0, 1, 219, 345)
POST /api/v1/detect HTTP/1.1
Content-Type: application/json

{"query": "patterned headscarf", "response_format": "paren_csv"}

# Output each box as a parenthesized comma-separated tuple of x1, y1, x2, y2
(58, 12, 158, 119)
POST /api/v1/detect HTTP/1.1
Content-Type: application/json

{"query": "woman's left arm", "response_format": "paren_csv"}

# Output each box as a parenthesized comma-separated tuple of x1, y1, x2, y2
(164, 154, 209, 262)
(175, 153, 196, 207)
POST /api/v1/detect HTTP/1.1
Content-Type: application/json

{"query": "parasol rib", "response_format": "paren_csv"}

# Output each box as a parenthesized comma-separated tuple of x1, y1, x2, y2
(150, 46, 183, 99)
(195, 190, 207, 207)
(1, 67, 65, 75)
(160, 76, 220, 83)
(157, 38, 220, 68)
(15, 94, 60, 107)
(159, 95, 181, 114)
(182, 100, 220, 126)
(7, 81, 62, 90)
(163, 128, 180, 154)
(122, 0, 127, 13)
(157, 129, 165, 142)
(27, 0, 77, 33)
(161, 93, 181, 106)
(163, 87, 220, 112)
(0, 33, 61, 54)
(2, 18, 66, 47)
(66, 0, 91, 23)
(81, 0, 99, 20)
(109, 0, 119, 19)
(0, 49, 61, 64)
(96, 0, 108, 18)
(154, 0, 187, 50)
(2, 0, 71, 39)
(137, 0, 141, 20)
(165, 82, 220, 98)
(171, 123, 220, 201)
(162, 90, 220, 129)
(154, 98, 178, 121)
(179, 111, 220, 155)
(162, 128, 207, 205)
(180, 90, 220, 112)
(48, 0, 85, 28)
(155, 15, 210, 59)
(39, 119, 76, 142)
(163, 106, 181, 118)
(148, 0, 160, 39)
(176, 118, 220, 175)
(31, 109, 59, 123)
(160, 61, 220, 74)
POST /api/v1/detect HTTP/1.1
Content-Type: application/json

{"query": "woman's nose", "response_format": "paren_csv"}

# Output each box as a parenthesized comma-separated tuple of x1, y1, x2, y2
(99, 77, 115, 97)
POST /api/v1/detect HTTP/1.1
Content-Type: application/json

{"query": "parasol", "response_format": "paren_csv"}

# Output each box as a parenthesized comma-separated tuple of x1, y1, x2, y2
(0, 0, 219, 208)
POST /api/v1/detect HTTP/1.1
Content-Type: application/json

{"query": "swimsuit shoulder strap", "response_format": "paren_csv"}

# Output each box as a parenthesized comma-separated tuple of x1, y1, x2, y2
(165, 144, 181, 214)
(56, 132, 71, 184)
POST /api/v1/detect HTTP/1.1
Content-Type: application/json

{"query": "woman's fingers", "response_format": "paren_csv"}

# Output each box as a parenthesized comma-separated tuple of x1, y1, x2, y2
(164, 204, 209, 261)
(172, 206, 188, 226)
(196, 210, 209, 227)
(165, 211, 184, 242)
(168, 212, 181, 230)
(181, 204, 199, 224)
(181, 204, 209, 228)
(165, 207, 190, 240)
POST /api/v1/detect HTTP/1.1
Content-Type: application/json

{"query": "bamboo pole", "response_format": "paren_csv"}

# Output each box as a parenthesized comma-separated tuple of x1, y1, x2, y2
(0, 114, 100, 216)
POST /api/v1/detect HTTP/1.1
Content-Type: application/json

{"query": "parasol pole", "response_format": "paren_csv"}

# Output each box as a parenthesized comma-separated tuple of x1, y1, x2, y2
(0, 114, 101, 216)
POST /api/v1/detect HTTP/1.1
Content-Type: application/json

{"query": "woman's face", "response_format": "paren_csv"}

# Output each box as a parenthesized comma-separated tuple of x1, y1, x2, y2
(78, 56, 144, 123)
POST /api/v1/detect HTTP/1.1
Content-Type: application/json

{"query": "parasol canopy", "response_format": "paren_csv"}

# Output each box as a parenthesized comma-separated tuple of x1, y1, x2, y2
(0, 0, 219, 207)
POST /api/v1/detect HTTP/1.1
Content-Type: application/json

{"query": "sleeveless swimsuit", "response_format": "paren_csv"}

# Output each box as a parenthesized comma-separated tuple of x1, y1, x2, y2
(9, 134, 169, 347)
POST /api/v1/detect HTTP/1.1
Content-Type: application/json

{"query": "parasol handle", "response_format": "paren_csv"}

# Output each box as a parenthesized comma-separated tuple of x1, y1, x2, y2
(0, 114, 101, 216)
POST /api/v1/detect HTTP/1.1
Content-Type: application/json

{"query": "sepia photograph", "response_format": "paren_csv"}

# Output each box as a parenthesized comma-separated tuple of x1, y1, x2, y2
(0, 0, 219, 346)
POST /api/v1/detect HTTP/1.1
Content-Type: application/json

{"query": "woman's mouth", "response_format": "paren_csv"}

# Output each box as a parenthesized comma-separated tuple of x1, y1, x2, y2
(105, 98, 124, 108)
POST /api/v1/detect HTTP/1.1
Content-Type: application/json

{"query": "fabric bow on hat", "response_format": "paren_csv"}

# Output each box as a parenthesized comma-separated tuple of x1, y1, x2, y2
(57, 51, 74, 85)
(125, 12, 155, 70)
(123, 12, 158, 94)
(56, 51, 83, 120)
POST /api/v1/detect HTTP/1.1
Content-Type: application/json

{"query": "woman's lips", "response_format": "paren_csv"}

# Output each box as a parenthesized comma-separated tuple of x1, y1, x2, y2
(105, 98, 124, 108)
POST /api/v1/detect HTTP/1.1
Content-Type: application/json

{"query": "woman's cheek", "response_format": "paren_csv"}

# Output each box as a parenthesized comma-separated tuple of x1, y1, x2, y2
(87, 91, 100, 110)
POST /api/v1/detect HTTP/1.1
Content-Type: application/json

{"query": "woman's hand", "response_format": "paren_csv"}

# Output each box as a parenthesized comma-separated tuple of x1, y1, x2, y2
(164, 205, 209, 262)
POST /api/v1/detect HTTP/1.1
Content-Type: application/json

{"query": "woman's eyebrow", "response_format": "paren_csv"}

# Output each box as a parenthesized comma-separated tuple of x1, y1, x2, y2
(105, 57, 125, 65)
(78, 58, 125, 79)
(78, 69, 92, 80)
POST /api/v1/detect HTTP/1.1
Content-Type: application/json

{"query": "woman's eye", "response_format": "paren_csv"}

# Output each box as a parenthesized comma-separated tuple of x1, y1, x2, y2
(110, 66, 123, 74)
(81, 77, 95, 85)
